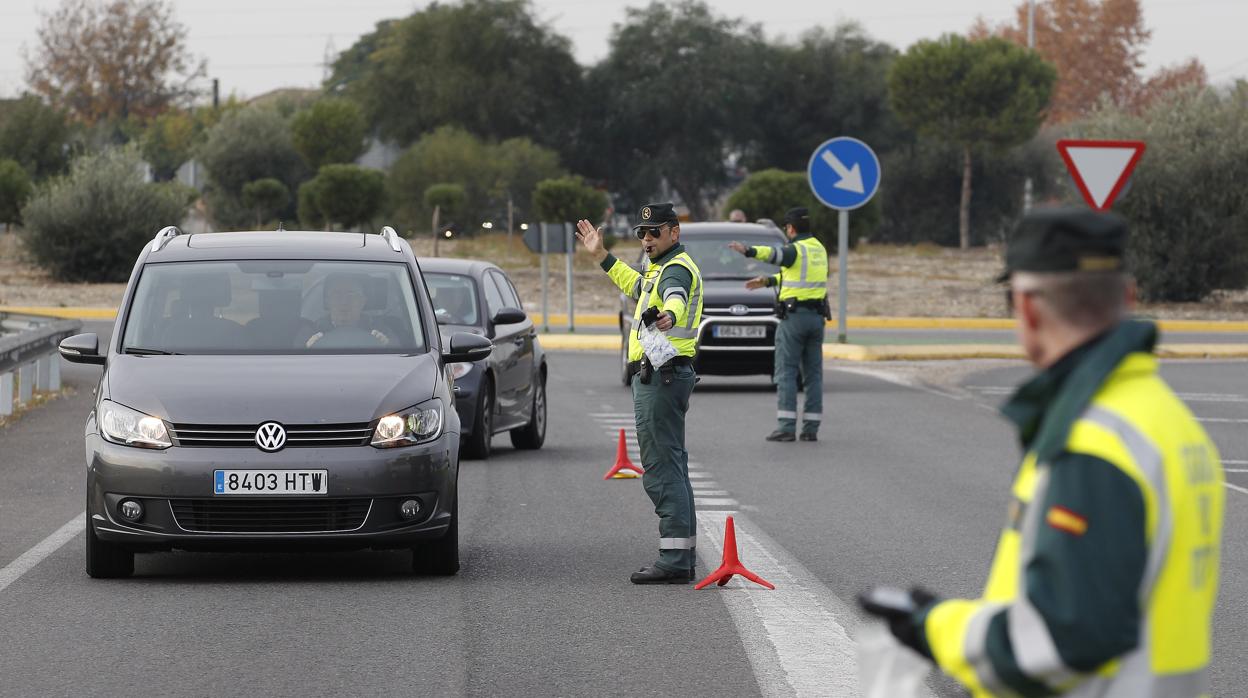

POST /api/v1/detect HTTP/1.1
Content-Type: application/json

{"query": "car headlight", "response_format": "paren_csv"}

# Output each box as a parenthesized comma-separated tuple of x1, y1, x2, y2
(372, 399, 444, 448)
(448, 362, 473, 380)
(99, 400, 171, 449)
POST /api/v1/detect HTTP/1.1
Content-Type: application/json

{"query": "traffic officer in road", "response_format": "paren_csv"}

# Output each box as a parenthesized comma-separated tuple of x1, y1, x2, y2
(729, 207, 828, 442)
(860, 207, 1224, 697)
(576, 203, 704, 584)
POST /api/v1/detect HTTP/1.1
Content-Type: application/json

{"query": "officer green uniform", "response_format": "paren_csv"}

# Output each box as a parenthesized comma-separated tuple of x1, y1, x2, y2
(598, 203, 704, 583)
(862, 209, 1224, 697)
(742, 207, 828, 441)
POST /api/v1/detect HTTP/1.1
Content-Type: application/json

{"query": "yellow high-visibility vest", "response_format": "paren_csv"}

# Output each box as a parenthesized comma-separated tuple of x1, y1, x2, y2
(607, 251, 703, 362)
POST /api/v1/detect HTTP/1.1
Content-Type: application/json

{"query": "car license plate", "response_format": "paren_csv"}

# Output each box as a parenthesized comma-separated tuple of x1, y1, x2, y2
(713, 325, 766, 339)
(214, 470, 328, 495)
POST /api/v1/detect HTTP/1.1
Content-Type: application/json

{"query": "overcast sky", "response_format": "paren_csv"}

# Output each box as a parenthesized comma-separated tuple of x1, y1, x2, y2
(1, 0, 1245, 101)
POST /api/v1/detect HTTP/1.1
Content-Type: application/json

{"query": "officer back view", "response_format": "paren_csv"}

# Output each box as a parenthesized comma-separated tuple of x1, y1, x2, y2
(729, 207, 828, 441)
(576, 204, 704, 584)
(861, 207, 1224, 697)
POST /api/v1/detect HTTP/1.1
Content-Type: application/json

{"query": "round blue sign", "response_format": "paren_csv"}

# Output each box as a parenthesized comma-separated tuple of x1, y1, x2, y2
(806, 137, 881, 211)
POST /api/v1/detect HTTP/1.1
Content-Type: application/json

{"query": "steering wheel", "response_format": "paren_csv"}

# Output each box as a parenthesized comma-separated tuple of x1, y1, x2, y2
(306, 325, 386, 349)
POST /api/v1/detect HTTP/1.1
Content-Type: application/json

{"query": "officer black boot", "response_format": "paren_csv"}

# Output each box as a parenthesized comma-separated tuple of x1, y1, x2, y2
(799, 432, 817, 442)
(765, 430, 795, 442)
(631, 565, 693, 585)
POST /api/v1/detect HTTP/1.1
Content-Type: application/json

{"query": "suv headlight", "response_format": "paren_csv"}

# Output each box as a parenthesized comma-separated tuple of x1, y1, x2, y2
(99, 400, 172, 449)
(372, 399, 444, 448)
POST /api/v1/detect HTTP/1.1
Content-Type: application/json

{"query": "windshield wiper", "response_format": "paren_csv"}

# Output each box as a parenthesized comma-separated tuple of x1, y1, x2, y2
(123, 347, 181, 356)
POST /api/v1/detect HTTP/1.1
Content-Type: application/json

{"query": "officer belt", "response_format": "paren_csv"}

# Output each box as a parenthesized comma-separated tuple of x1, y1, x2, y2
(782, 299, 826, 309)
(627, 356, 693, 376)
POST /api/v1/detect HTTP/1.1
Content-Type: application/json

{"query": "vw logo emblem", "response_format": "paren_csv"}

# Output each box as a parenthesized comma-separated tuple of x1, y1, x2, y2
(255, 422, 287, 452)
(729, 304, 749, 316)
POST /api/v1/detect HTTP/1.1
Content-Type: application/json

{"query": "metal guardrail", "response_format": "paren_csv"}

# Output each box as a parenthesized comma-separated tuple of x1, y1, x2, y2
(0, 313, 83, 418)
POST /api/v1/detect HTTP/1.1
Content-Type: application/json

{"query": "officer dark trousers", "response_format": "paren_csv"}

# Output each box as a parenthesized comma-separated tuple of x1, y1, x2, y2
(774, 308, 824, 435)
(632, 362, 697, 574)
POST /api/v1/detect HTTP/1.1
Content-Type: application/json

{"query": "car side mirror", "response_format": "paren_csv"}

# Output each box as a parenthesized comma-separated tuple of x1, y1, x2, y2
(444, 332, 492, 363)
(59, 333, 105, 365)
(491, 307, 526, 325)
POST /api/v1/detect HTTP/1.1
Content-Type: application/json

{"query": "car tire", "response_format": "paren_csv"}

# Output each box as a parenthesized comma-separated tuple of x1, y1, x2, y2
(412, 494, 459, 575)
(510, 369, 546, 450)
(461, 376, 492, 460)
(85, 511, 134, 579)
(619, 334, 631, 387)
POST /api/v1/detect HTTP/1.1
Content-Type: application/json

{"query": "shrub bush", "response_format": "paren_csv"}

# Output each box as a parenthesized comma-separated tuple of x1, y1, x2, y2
(21, 148, 189, 281)
(241, 178, 290, 226)
(0, 158, 32, 229)
(198, 107, 307, 230)
(532, 176, 607, 224)
(722, 169, 879, 248)
(313, 164, 385, 230)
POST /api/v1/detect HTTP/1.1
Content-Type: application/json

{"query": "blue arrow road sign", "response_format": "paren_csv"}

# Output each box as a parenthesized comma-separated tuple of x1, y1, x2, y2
(806, 137, 881, 211)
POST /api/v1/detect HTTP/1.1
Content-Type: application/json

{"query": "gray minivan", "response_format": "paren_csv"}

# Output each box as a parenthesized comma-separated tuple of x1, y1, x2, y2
(59, 226, 491, 578)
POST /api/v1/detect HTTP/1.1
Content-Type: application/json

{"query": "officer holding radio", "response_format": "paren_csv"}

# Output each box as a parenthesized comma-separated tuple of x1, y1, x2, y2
(576, 203, 705, 584)
(729, 207, 829, 442)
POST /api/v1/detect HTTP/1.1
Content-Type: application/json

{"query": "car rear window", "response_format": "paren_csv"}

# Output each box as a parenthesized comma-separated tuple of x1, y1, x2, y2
(121, 260, 427, 354)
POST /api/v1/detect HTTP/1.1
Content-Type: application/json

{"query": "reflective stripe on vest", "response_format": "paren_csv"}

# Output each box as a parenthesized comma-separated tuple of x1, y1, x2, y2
(778, 237, 828, 300)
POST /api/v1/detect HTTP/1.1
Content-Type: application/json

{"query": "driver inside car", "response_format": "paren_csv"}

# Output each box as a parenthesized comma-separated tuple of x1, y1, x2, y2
(303, 273, 391, 348)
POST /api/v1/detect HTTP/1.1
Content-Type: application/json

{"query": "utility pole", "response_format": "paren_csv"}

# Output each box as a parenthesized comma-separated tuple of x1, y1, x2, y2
(1023, 0, 1036, 214)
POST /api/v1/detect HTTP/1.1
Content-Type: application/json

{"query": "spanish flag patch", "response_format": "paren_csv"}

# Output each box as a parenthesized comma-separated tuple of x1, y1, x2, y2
(1046, 506, 1089, 536)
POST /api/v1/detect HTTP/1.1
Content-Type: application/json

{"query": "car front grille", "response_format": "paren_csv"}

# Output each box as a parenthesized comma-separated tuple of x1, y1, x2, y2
(168, 423, 373, 448)
(699, 322, 777, 348)
(170, 498, 372, 533)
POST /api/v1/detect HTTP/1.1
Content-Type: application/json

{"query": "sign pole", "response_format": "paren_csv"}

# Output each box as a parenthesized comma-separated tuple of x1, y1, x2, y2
(837, 210, 848, 344)
(565, 223, 575, 333)
(540, 223, 549, 333)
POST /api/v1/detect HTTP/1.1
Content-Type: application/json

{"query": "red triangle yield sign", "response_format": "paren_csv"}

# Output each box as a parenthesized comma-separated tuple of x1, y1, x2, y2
(1056, 139, 1146, 211)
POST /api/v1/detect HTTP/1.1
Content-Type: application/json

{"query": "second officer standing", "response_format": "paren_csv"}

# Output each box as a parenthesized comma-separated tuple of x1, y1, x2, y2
(576, 203, 704, 584)
(729, 207, 829, 442)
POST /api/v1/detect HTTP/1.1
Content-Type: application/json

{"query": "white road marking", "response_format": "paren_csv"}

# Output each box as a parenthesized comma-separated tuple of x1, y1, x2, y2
(1224, 460, 1248, 465)
(691, 481, 721, 490)
(1199, 418, 1248, 424)
(697, 511, 935, 698)
(695, 497, 739, 507)
(0, 513, 84, 594)
(692, 490, 731, 497)
(972, 386, 1248, 404)
(688, 472, 712, 479)
(1225, 482, 1248, 496)
(1225, 469, 1248, 474)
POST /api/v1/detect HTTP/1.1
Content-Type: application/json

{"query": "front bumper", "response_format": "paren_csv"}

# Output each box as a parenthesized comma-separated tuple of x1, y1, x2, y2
(695, 315, 779, 376)
(86, 432, 458, 552)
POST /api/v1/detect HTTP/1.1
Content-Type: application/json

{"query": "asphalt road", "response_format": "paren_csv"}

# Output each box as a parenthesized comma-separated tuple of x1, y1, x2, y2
(1, 334, 1245, 696)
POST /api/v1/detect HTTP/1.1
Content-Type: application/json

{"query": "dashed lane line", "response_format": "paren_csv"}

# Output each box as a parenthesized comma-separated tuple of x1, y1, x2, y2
(1226, 482, 1248, 496)
(694, 497, 739, 508)
(0, 513, 84, 595)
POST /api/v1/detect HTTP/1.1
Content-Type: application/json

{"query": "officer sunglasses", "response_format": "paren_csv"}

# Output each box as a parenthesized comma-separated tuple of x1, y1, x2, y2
(634, 225, 668, 240)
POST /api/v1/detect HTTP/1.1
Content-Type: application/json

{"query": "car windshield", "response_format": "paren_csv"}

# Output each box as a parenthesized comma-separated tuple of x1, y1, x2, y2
(426, 273, 480, 326)
(681, 235, 786, 279)
(121, 260, 427, 354)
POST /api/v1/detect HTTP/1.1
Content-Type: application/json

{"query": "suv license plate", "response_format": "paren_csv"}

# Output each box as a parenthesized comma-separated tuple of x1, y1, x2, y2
(214, 470, 328, 495)
(713, 325, 766, 339)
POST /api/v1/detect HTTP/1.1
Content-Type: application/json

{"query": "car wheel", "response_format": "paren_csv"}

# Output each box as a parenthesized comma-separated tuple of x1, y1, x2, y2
(461, 376, 492, 460)
(412, 494, 459, 575)
(619, 334, 631, 387)
(85, 509, 134, 579)
(510, 369, 546, 450)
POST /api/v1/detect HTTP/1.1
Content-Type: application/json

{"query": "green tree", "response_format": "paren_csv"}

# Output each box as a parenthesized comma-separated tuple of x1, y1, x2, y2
(197, 106, 307, 229)
(0, 96, 71, 180)
(532, 176, 608, 224)
(20, 147, 189, 281)
(297, 179, 326, 230)
(1074, 86, 1248, 302)
(387, 126, 564, 232)
(722, 169, 878, 247)
(586, 1, 767, 219)
(424, 183, 466, 256)
(25, 0, 205, 125)
(746, 23, 908, 172)
(241, 178, 290, 226)
(329, 0, 581, 154)
(888, 35, 1056, 248)
(0, 159, 33, 231)
(140, 109, 197, 181)
(312, 164, 385, 230)
(290, 98, 367, 170)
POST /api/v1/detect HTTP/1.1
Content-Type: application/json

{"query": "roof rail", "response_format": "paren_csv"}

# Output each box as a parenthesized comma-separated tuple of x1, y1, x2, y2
(378, 225, 402, 252)
(149, 225, 184, 252)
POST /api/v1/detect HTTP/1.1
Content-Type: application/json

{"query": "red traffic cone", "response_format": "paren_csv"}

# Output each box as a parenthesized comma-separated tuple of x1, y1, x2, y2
(603, 428, 645, 480)
(695, 516, 775, 590)
(601, 432, 643, 479)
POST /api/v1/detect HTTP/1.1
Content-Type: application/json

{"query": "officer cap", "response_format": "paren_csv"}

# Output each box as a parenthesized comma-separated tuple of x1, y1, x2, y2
(997, 207, 1128, 282)
(633, 202, 680, 231)
(783, 207, 810, 226)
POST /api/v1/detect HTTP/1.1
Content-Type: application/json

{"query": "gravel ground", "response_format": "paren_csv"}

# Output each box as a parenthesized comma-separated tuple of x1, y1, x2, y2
(3, 231, 1246, 320)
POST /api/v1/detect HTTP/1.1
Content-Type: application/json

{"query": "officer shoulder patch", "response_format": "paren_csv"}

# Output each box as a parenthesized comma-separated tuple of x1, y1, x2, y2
(1046, 505, 1088, 536)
